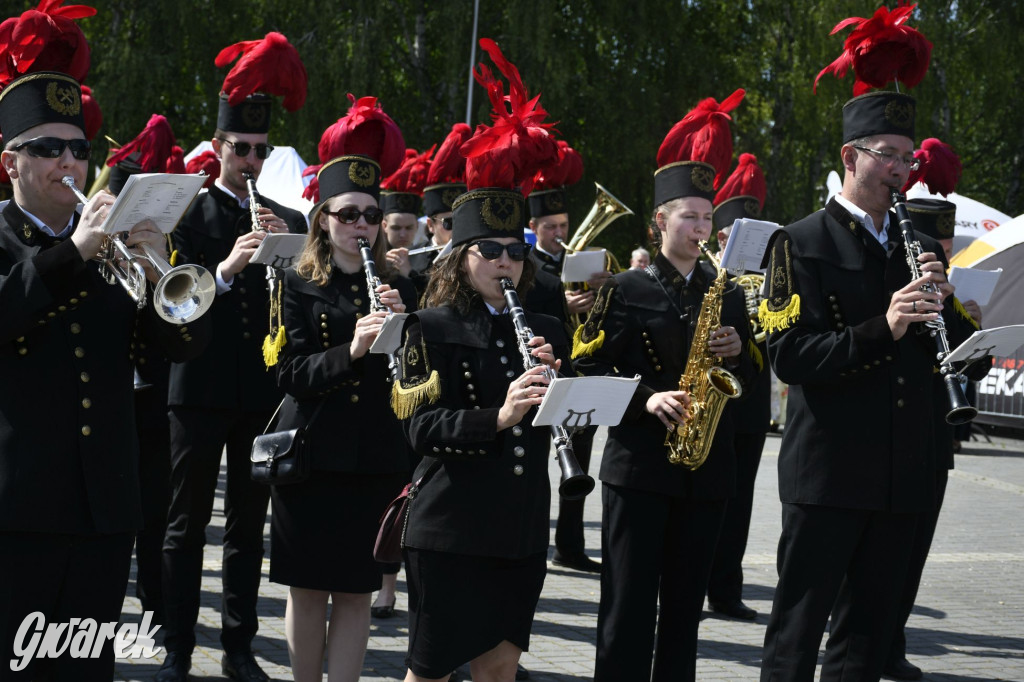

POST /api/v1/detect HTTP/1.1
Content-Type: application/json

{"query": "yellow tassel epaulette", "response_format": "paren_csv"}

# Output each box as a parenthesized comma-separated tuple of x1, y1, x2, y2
(262, 327, 286, 368)
(747, 338, 764, 373)
(391, 370, 441, 420)
(953, 297, 980, 330)
(758, 295, 801, 334)
(169, 249, 178, 267)
(571, 325, 605, 359)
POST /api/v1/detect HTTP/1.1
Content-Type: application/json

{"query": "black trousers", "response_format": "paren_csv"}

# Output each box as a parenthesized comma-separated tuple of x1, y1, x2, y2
(594, 482, 727, 682)
(554, 426, 596, 555)
(133, 387, 171, 621)
(162, 406, 271, 655)
(707, 430, 766, 605)
(760, 503, 916, 682)
(0, 531, 134, 681)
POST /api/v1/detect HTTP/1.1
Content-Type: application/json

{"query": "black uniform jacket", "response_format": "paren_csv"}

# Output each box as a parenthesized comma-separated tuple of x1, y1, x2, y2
(759, 198, 979, 513)
(168, 186, 307, 411)
(395, 303, 569, 559)
(0, 201, 210, 534)
(573, 253, 757, 500)
(274, 266, 417, 473)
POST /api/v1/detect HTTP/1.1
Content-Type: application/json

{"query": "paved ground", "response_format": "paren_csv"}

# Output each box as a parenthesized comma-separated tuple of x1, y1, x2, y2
(116, 427, 1024, 681)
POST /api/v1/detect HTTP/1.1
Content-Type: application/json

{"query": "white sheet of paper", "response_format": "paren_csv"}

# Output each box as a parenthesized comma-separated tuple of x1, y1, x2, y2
(103, 173, 206, 234)
(719, 218, 780, 273)
(533, 375, 640, 428)
(369, 313, 410, 355)
(561, 249, 607, 283)
(943, 324, 1024, 365)
(251, 233, 306, 268)
(948, 266, 1003, 306)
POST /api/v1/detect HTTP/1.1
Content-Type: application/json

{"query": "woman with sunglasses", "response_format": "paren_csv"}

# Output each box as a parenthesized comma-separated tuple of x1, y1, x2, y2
(270, 152, 416, 682)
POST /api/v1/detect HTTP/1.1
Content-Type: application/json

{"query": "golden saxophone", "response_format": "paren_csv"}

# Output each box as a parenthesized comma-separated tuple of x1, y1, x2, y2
(665, 242, 743, 469)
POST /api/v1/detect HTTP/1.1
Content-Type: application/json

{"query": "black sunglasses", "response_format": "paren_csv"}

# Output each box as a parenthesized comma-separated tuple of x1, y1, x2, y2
(471, 240, 531, 262)
(218, 138, 275, 160)
(440, 217, 453, 231)
(12, 137, 91, 161)
(324, 206, 385, 225)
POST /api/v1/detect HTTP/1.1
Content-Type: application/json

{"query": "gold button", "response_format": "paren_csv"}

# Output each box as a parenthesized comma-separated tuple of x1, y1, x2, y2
(897, 376, 905, 385)
(896, 399, 905, 408)
(138, 357, 147, 365)
(241, 317, 249, 324)
(321, 313, 328, 320)
(355, 313, 363, 319)
(16, 337, 24, 342)
(47, 312, 56, 318)
(323, 342, 330, 348)
(82, 398, 91, 409)
(58, 306, 67, 311)
(80, 372, 90, 383)
(354, 298, 363, 306)
(184, 335, 192, 342)
(513, 465, 524, 476)
(239, 288, 247, 294)
(69, 298, 78, 304)
(70, 323, 81, 334)
(496, 339, 505, 348)
(514, 446, 525, 457)
(351, 285, 359, 292)
(18, 348, 27, 356)
(243, 332, 251, 340)
(350, 394, 359, 403)
(241, 302, 248, 309)
(238, 272, 246, 280)
(512, 426, 523, 437)
(74, 347, 85, 358)
(321, 322, 328, 329)
(179, 326, 188, 333)
(80, 291, 88, 297)
(81, 425, 91, 436)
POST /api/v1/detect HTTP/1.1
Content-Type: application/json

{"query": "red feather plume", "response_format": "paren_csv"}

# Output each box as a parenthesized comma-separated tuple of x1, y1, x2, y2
(185, 150, 220, 188)
(903, 138, 961, 197)
(533, 140, 583, 190)
(301, 164, 320, 202)
(80, 84, 101, 140)
(426, 123, 472, 185)
(814, 2, 932, 96)
(106, 114, 179, 173)
(0, 1, 96, 87)
(460, 39, 559, 195)
(313, 95, 405, 179)
(657, 89, 745, 189)
(714, 153, 766, 208)
(382, 145, 436, 194)
(215, 32, 307, 111)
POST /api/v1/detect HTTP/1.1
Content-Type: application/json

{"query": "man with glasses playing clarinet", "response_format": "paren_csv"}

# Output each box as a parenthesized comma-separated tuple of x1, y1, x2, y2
(158, 34, 308, 682)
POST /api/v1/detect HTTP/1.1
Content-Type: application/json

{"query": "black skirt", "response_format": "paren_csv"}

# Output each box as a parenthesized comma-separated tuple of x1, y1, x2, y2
(404, 547, 547, 678)
(270, 471, 406, 592)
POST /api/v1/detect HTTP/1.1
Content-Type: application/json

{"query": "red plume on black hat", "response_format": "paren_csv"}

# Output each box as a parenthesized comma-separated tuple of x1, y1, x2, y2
(186, 151, 219, 188)
(0, 1, 95, 87)
(815, 2, 932, 95)
(382, 146, 435, 194)
(80, 83, 101, 139)
(215, 31, 307, 111)
(427, 123, 472, 186)
(903, 138, 961, 197)
(460, 38, 559, 195)
(533, 140, 583, 191)
(657, 89, 745, 189)
(714, 153, 766, 208)
(107, 114, 185, 174)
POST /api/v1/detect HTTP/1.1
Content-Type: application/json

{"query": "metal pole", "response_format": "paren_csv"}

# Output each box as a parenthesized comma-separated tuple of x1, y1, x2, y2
(465, 0, 480, 125)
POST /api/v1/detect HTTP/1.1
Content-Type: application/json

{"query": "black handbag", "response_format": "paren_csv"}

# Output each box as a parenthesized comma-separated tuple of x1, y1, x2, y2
(250, 397, 325, 486)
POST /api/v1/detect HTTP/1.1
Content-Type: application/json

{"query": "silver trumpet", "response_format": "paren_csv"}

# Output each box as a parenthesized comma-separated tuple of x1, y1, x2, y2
(62, 176, 215, 324)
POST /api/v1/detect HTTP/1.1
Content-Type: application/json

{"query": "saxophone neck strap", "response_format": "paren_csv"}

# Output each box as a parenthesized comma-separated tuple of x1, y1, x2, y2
(644, 263, 688, 322)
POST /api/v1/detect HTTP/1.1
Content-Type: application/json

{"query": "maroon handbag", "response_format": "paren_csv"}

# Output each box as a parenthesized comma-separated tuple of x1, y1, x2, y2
(373, 461, 441, 563)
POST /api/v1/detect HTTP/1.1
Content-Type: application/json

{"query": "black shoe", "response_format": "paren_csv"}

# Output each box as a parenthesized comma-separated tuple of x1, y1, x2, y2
(154, 651, 191, 682)
(222, 651, 270, 682)
(882, 657, 923, 680)
(552, 551, 601, 573)
(709, 599, 757, 620)
(516, 662, 530, 680)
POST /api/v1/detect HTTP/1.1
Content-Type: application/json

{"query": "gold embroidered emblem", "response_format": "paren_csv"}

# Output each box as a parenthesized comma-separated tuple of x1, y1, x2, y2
(690, 165, 715, 193)
(744, 199, 761, 218)
(545, 193, 565, 212)
(45, 82, 81, 116)
(241, 102, 267, 129)
(442, 187, 461, 208)
(937, 212, 955, 238)
(349, 161, 375, 187)
(23, 223, 33, 240)
(481, 197, 521, 232)
(884, 99, 915, 129)
(407, 345, 420, 366)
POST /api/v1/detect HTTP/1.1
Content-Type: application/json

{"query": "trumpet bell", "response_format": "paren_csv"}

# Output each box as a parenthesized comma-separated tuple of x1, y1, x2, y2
(153, 264, 216, 324)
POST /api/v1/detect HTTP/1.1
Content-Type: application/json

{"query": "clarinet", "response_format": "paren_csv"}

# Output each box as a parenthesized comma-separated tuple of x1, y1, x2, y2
(500, 277, 595, 501)
(356, 237, 400, 383)
(890, 188, 977, 425)
(243, 171, 279, 300)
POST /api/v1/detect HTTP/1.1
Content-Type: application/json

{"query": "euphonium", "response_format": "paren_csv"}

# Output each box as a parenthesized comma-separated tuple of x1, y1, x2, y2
(666, 242, 743, 469)
(61, 176, 215, 324)
(735, 273, 766, 344)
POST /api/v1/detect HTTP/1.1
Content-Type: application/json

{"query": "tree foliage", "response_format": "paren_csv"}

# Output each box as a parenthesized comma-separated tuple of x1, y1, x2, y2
(59, 0, 1024, 261)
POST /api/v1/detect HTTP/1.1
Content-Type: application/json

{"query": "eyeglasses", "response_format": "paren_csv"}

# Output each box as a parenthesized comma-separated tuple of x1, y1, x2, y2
(324, 206, 384, 225)
(430, 216, 453, 231)
(217, 138, 275, 160)
(851, 145, 920, 171)
(471, 240, 531, 262)
(11, 137, 91, 161)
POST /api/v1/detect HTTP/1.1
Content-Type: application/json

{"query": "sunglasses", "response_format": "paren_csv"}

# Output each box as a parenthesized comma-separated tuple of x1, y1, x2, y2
(471, 240, 531, 262)
(440, 217, 453, 231)
(217, 138, 275, 160)
(324, 206, 385, 225)
(12, 137, 91, 161)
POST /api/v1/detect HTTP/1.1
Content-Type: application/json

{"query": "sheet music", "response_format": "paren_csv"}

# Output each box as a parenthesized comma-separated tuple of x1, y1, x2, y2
(533, 375, 640, 428)
(943, 324, 1024, 365)
(718, 218, 779, 273)
(561, 249, 607, 282)
(251, 233, 307, 269)
(948, 266, 1002, 306)
(369, 313, 410, 355)
(103, 173, 206, 234)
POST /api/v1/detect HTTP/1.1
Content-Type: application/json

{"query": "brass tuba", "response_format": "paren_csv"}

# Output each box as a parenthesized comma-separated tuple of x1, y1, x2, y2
(734, 273, 766, 344)
(559, 183, 633, 328)
(665, 242, 743, 469)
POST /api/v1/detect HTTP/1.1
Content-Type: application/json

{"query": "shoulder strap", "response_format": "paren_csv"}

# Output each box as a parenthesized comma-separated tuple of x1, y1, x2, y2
(262, 395, 329, 435)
